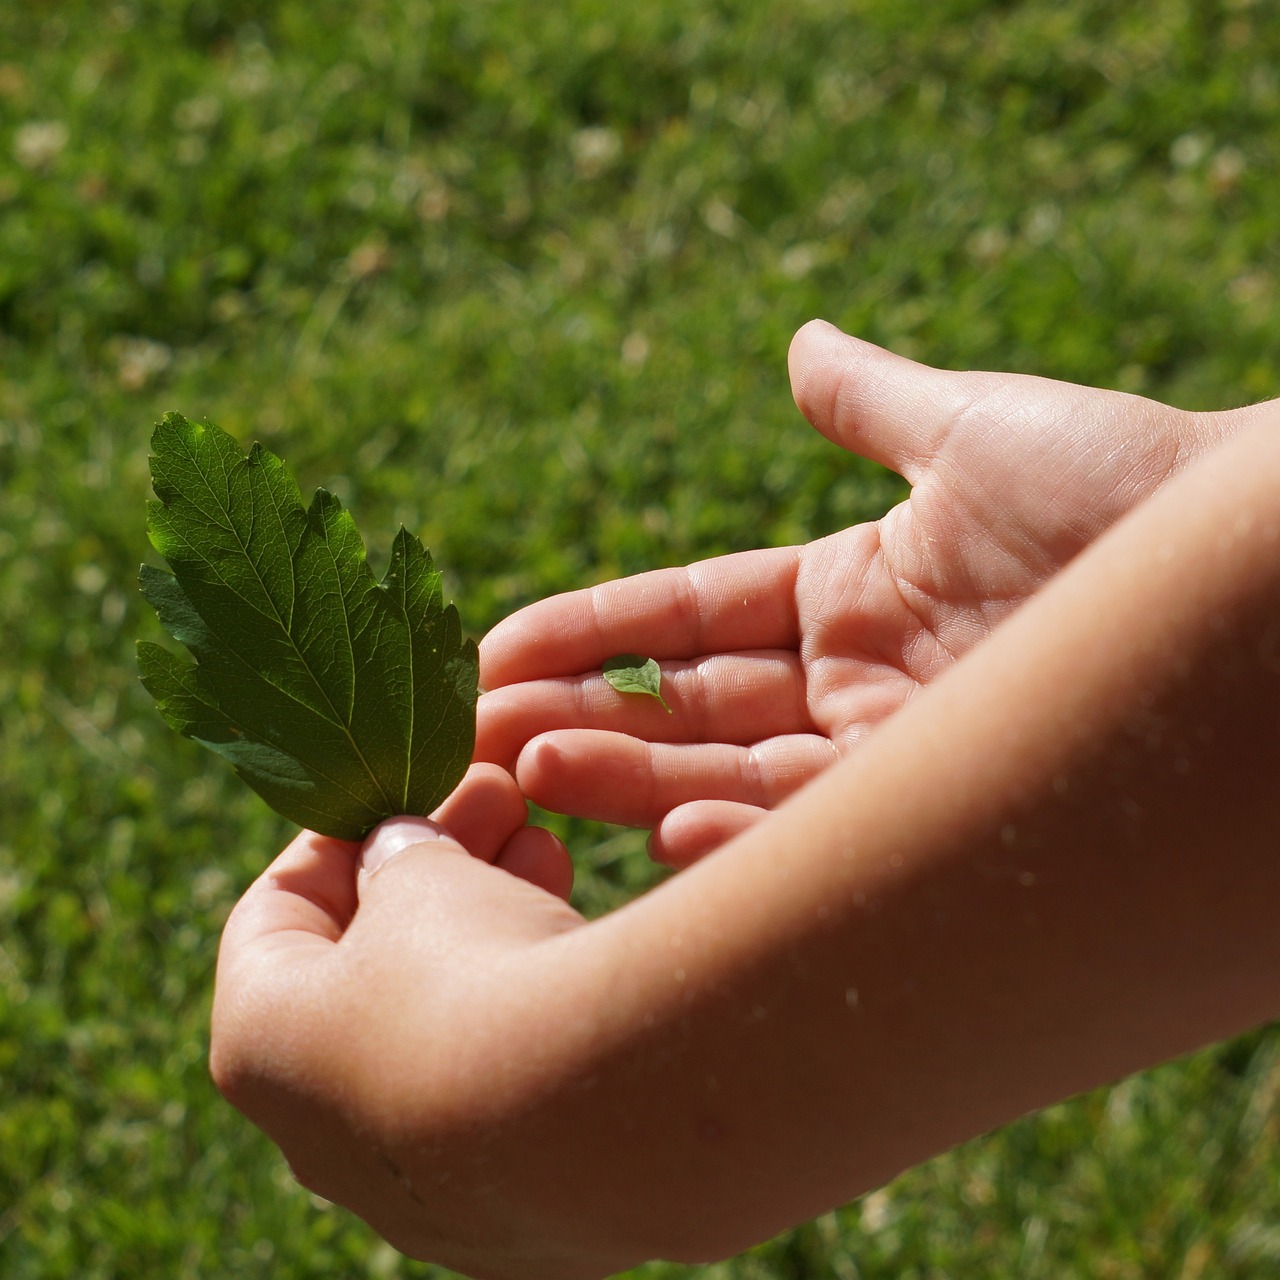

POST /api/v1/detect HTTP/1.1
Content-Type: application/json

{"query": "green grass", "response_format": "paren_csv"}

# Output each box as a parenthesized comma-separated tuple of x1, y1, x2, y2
(3, 0, 1280, 1275)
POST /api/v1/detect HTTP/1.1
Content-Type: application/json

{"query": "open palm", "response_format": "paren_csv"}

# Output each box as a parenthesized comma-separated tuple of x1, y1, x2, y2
(477, 321, 1233, 865)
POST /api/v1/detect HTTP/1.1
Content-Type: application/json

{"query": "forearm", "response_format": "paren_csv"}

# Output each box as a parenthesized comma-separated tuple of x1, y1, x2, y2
(510, 408, 1280, 1262)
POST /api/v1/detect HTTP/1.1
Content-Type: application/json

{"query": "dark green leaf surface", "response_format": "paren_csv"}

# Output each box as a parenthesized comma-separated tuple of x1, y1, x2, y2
(602, 654, 672, 713)
(138, 413, 477, 839)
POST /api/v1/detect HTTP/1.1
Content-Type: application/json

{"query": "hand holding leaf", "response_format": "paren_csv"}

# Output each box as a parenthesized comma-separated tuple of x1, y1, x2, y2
(138, 413, 477, 840)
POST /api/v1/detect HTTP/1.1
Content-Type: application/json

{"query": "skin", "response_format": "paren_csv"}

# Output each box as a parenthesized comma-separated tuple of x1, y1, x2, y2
(477, 320, 1251, 865)
(211, 325, 1280, 1280)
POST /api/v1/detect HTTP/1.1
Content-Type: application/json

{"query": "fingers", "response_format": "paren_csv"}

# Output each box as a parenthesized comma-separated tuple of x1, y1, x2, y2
(495, 825, 574, 901)
(479, 547, 803, 689)
(429, 762, 530, 863)
(477, 651, 814, 769)
(217, 828, 360, 977)
(649, 801, 767, 869)
(789, 319, 974, 485)
(515, 729, 836, 828)
(218, 766, 565, 994)
(428, 763, 574, 897)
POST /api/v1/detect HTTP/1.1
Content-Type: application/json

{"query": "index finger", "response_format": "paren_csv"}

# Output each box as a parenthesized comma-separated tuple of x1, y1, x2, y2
(480, 546, 804, 688)
(216, 829, 360, 982)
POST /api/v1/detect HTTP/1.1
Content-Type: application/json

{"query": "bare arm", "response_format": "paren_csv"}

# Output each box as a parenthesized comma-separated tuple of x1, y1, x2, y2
(541, 403, 1280, 1261)
(212, 408, 1280, 1278)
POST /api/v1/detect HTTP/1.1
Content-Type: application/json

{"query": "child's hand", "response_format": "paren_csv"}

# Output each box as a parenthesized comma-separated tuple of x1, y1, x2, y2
(477, 320, 1251, 866)
(210, 765, 601, 1279)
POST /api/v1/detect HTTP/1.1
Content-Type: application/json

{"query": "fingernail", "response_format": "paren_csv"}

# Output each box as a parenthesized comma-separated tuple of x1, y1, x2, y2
(360, 817, 449, 878)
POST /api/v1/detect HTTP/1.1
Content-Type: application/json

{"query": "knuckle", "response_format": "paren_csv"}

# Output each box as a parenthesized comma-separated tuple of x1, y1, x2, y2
(208, 988, 268, 1111)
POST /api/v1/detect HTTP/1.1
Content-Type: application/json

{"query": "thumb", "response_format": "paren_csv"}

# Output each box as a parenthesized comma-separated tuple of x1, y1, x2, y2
(788, 318, 973, 484)
(354, 817, 583, 954)
(358, 816, 462, 890)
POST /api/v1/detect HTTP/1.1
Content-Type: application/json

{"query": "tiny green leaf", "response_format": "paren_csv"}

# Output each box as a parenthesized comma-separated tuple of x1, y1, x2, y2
(138, 412, 477, 840)
(602, 654, 672, 713)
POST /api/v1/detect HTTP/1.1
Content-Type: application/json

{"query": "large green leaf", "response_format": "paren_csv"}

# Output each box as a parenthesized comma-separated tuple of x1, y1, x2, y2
(138, 412, 477, 840)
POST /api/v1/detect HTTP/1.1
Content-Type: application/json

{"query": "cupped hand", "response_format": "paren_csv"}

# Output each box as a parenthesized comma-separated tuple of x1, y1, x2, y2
(478, 319, 1242, 865)
(210, 765, 607, 1279)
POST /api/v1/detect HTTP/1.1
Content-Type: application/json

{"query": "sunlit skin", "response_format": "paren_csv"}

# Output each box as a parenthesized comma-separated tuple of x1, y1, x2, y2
(476, 320, 1259, 864)
(211, 324, 1280, 1280)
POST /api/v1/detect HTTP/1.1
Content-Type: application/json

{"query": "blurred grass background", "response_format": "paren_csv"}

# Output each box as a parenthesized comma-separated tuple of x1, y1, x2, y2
(3, 0, 1280, 1275)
